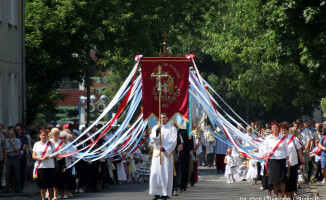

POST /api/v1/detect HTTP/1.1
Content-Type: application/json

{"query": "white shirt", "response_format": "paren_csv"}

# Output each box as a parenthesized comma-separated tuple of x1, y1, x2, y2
(213, 137, 229, 155)
(51, 139, 66, 161)
(33, 140, 55, 169)
(192, 129, 205, 155)
(299, 128, 313, 147)
(286, 134, 302, 166)
(204, 131, 214, 154)
(264, 134, 289, 160)
(65, 141, 77, 166)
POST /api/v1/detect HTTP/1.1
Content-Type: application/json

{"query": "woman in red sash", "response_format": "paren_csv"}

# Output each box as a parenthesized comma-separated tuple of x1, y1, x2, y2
(32, 129, 55, 200)
(264, 121, 290, 198)
(51, 128, 66, 200)
(280, 123, 304, 199)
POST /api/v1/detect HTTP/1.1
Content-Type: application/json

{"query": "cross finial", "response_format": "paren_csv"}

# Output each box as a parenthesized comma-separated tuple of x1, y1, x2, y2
(160, 33, 171, 57)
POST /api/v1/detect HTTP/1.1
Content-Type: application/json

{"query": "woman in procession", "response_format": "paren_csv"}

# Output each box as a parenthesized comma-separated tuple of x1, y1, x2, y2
(280, 123, 305, 199)
(32, 129, 55, 200)
(50, 128, 66, 200)
(264, 121, 289, 199)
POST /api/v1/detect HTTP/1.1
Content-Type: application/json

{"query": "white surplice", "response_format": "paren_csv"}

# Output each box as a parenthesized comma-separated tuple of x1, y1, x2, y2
(149, 123, 177, 197)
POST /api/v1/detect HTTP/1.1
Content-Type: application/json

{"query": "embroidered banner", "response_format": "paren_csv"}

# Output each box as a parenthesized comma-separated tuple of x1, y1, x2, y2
(141, 57, 189, 121)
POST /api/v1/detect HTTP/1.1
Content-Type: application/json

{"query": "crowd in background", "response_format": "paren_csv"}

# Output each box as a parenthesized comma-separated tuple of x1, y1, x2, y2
(0, 118, 325, 199)
(219, 119, 326, 199)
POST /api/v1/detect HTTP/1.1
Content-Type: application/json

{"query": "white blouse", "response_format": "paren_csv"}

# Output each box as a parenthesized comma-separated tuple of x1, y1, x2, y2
(33, 140, 55, 169)
(286, 134, 302, 166)
(264, 134, 289, 160)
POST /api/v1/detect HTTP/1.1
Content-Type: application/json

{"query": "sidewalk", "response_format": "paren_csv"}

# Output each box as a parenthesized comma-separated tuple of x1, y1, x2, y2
(314, 181, 326, 199)
(0, 181, 39, 199)
(0, 170, 324, 199)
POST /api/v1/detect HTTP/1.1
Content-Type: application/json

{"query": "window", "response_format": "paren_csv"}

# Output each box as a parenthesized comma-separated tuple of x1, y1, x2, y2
(8, 0, 17, 26)
(56, 80, 81, 90)
(8, 73, 18, 125)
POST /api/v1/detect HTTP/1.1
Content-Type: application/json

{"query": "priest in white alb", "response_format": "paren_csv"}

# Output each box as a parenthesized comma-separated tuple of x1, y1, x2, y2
(149, 112, 177, 200)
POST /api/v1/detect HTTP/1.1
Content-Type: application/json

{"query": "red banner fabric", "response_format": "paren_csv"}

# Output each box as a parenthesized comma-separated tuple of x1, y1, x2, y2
(141, 57, 189, 121)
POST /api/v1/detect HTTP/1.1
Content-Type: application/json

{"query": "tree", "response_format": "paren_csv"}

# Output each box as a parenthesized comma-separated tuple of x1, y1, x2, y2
(26, 0, 208, 124)
(264, 0, 326, 90)
(197, 0, 322, 121)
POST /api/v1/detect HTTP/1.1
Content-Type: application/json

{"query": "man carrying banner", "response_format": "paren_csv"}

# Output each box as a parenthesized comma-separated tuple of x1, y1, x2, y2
(149, 113, 177, 200)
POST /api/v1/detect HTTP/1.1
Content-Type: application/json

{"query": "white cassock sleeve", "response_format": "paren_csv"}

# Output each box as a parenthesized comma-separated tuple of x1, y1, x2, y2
(162, 127, 177, 156)
(150, 125, 161, 148)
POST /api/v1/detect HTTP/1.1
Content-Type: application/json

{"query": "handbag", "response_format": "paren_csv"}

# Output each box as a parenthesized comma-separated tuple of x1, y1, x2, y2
(315, 136, 326, 156)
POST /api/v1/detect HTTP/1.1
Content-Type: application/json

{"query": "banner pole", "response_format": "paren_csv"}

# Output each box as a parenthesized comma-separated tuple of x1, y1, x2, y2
(159, 85, 162, 165)
(188, 85, 192, 138)
(151, 65, 168, 165)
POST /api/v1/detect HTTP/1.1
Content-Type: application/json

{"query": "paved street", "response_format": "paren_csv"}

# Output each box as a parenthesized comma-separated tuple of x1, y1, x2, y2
(17, 167, 317, 200)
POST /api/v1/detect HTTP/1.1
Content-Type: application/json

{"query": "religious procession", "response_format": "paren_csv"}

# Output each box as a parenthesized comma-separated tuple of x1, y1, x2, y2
(1, 54, 326, 200)
(2, 1, 326, 200)
(1, 117, 326, 200)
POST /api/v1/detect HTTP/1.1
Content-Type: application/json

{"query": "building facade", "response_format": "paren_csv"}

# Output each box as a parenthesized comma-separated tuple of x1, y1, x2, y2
(0, 0, 24, 128)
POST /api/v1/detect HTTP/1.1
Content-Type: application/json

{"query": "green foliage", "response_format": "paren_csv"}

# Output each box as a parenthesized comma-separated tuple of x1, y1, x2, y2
(26, 0, 207, 124)
(26, 0, 326, 124)
(321, 98, 326, 117)
(198, 0, 324, 121)
(55, 106, 79, 123)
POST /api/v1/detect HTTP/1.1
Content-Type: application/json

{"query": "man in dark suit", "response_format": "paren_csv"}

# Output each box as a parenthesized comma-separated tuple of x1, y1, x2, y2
(177, 127, 194, 191)
(172, 123, 183, 196)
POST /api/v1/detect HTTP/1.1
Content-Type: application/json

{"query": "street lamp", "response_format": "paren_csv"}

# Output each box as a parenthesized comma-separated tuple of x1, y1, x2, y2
(79, 95, 87, 104)
(90, 94, 97, 102)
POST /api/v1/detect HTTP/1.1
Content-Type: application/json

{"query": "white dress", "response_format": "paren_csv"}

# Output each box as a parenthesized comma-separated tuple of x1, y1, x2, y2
(245, 159, 258, 181)
(116, 154, 127, 181)
(224, 155, 236, 176)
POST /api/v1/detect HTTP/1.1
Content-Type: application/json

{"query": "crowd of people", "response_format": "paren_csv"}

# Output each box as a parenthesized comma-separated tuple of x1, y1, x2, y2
(221, 119, 326, 199)
(0, 118, 325, 199)
(0, 122, 151, 200)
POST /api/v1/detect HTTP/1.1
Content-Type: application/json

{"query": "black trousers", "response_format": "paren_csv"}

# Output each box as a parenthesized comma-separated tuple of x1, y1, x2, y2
(87, 160, 100, 191)
(173, 160, 179, 191)
(306, 160, 313, 182)
(179, 155, 190, 189)
(19, 157, 27, 190)
(314, 160, 323, 180)
(75, 160, 89, 188)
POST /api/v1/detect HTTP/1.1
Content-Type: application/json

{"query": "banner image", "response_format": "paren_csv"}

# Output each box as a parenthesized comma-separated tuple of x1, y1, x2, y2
(141, 57, 190, 121)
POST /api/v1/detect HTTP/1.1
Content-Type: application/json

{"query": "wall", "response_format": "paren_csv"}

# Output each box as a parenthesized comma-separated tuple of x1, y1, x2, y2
(0, 0, 23, 128)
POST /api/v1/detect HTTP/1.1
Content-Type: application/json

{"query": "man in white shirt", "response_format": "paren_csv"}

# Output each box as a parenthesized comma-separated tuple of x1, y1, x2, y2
(296, 119, 313, 183)
(204, 126, 215, 167)
(213, 134, 230, 174)
(149, 113, 177, 200)
(193, 124, 205, 166)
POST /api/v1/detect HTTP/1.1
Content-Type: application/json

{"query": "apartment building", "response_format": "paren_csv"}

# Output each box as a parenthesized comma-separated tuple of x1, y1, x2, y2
(0, 0, 24, 128)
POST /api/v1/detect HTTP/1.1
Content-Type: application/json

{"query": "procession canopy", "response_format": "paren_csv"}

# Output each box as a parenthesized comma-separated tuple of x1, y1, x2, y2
(140, 57, 190, 124)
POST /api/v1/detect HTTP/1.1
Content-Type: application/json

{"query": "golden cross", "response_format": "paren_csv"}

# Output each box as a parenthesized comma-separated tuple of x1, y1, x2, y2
(151, 65, 168, 92)
(151, 65, 168, 165)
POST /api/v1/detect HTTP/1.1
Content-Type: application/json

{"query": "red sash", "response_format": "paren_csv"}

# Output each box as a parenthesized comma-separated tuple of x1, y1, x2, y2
(265, 135, 286, 174)
(287, 135, 295, 145)
(55, 140, 64, 152)
(33, 141, 51, 178)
